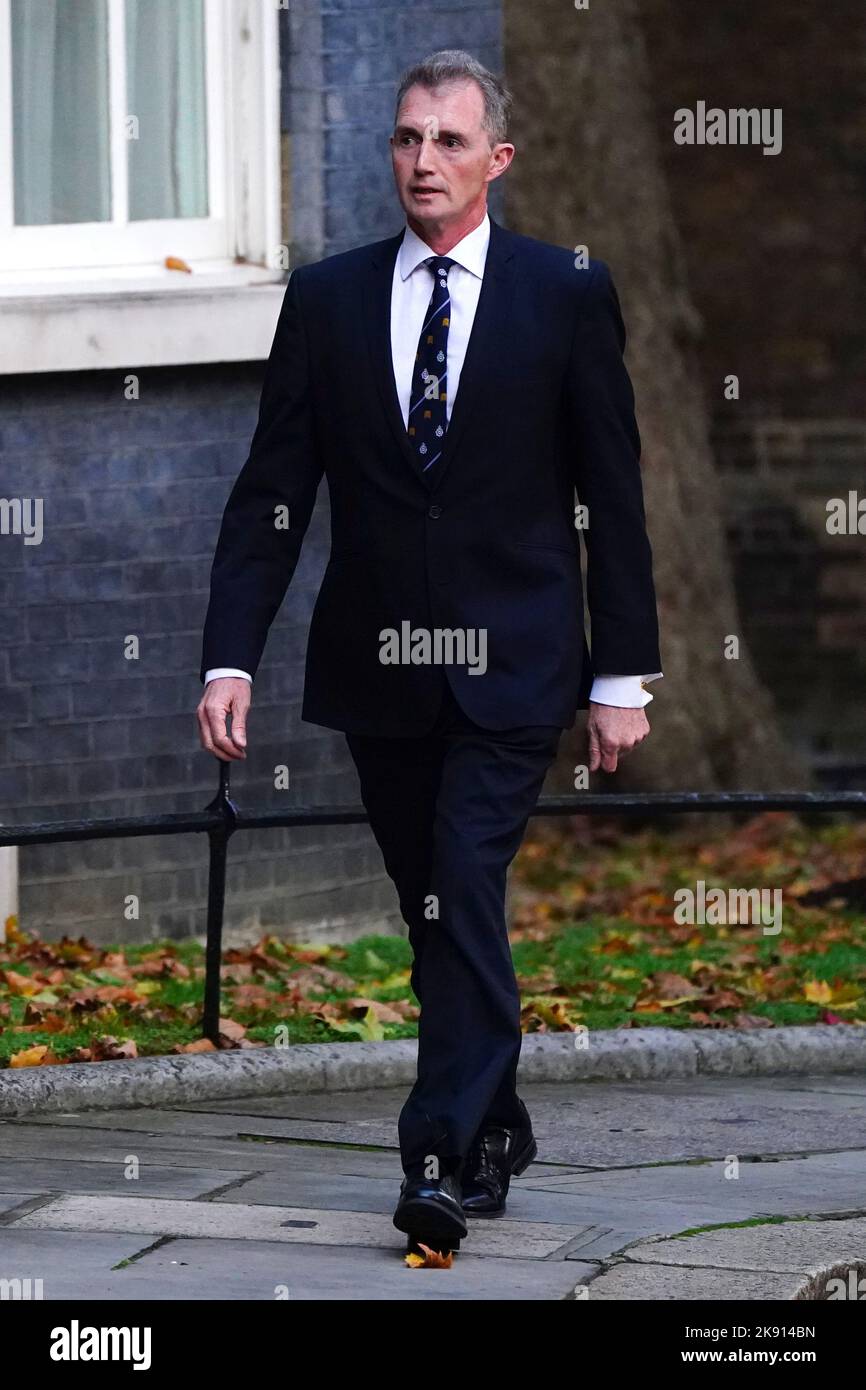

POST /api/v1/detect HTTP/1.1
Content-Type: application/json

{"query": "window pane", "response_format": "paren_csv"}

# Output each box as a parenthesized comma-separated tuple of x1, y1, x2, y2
(12, 0, 111, 225)
(126, 0, 209, 221)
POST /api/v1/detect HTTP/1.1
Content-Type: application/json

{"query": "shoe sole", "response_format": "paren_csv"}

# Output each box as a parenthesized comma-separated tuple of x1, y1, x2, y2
(512, 1134, 538, 1177)
(393, 1196, 467, 1242)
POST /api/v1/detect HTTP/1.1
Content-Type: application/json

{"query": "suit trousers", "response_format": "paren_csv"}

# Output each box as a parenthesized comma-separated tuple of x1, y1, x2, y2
(345, 675, 562, 1180)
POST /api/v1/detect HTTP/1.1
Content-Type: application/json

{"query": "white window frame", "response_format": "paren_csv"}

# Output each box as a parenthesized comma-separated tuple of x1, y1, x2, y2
(0, 0, 284, 372)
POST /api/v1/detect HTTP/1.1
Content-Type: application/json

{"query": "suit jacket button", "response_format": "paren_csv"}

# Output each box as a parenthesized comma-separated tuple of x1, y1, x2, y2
(428, 505, 442, 519)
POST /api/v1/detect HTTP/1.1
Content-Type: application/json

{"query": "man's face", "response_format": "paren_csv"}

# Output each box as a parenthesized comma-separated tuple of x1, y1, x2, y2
(390, 79, 513, 231)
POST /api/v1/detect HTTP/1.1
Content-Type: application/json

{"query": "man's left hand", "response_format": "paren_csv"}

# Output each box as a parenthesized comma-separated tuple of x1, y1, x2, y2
(587, 703, 650, 774)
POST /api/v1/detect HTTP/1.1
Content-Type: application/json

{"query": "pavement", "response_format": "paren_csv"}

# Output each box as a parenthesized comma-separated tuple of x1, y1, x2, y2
(1, 1070, 866, 1300)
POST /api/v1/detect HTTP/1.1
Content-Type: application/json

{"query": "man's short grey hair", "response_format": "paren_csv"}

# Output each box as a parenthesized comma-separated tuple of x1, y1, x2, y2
(394, 49, 513, 146)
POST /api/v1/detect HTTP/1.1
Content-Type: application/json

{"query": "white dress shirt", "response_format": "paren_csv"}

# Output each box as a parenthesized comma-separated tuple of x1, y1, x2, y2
(206, 211, 662, 708)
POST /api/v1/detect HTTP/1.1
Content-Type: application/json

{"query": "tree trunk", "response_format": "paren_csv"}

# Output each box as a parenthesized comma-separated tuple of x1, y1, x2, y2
(503, 0, 808, 790)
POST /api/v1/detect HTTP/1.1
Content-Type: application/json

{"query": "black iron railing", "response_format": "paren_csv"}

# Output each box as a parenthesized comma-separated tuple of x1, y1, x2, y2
(2, 765, 864, 1042)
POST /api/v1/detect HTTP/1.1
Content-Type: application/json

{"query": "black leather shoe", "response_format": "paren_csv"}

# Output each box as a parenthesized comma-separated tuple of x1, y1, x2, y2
(393, 1172, 467, 1249)
(462, 1107, 537, 1217)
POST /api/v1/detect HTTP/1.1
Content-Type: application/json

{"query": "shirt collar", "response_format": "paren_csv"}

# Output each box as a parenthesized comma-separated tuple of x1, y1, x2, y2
(398, 210, 491, 281)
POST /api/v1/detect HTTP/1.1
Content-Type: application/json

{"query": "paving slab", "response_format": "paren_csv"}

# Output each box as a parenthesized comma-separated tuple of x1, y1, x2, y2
(85, 1237, 597, 1301)
(0, 1120, 397, 1175)
(187, 1090, 410, 1120)
(576, 1262, 803, 1301)
(741, 1076, 866, 1103)
(625, 1215, 866, 1273)
(0, 1228, 159, 1300)
(13, 1193, 586, 1259)
(209, 1168, 748, 1241)
(521, 1149, 866, 1217)
(563, 1226, 660, 1260)
(0, 1157, 250, 1200)
(781, 1079, 866, 1097)
(0, 1193, 39, 1217)
(509, 1152, 866, 1255)
(209, 1168, 418, 1215)
(517, 1077, 866, 1166)
(13, 1107, 401, 1149)
(0, 1123, 584, 1186)
(20, 1073, 866, 1168)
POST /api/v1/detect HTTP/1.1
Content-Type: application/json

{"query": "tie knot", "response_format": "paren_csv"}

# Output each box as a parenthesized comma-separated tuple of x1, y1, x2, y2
(426, 255, 455, 283)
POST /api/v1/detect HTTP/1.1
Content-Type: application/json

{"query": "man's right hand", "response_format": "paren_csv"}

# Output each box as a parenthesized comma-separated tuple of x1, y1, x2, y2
(196, 678, 251, 761)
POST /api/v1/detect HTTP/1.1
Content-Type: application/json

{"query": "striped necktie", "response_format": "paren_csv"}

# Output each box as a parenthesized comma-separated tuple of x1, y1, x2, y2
(407, 255, 455, 479)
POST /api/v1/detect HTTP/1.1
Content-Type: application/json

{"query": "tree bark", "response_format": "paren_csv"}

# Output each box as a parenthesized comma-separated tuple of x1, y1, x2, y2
(503, 0, 808, 790)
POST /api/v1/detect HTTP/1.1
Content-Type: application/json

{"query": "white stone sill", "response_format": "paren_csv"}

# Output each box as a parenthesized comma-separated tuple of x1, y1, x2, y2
(0, 263, 288, 374)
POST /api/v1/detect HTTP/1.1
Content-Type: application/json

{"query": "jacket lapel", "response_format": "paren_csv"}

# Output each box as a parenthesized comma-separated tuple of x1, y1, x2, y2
(362, 227, 430, 485)
(361, 215, 519, 492)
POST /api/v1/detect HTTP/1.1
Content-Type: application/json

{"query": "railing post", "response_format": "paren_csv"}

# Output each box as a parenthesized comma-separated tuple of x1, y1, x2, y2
(202, 759, 238, 1044)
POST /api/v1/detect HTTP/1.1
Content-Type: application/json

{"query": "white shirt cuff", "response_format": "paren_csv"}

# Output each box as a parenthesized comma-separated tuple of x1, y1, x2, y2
(205, 672, 662, 704)
(589, 672, 662, 708)
(204, 668, 253, 685)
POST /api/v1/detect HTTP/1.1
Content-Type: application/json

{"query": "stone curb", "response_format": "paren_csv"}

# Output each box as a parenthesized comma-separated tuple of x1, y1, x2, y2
(1, 1024, 864, 1117)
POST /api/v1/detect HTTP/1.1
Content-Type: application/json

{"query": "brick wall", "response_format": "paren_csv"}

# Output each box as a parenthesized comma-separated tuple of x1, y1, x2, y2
(0, 366, 401, 945)
(713, 419, 866, 771)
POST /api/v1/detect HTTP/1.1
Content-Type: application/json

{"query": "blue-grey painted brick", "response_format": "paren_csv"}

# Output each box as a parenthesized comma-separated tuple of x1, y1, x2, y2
(26, 606, 70, 641)
(71, 679, 149, 719)
(9, 724, 92, 764)
(140, 595, 202, 632)
(25, 763, 76, 804)
(322, 12, 384, 48)
(89, 720, 131, 760)
(125, 561, 209, 593)
(10, 641, 94, 684)
(134, 673, 198, 715)
(31, 685, 72, 721)
(0, 766, 30, 808)
(323, 127, 384, 165)
(127, 521, 217, 561)
(321, 0, 402, 11)
(142, 752, 200, 788)
(68, 602, 147, 638)
(21, 527, 130, 567)
(2, 608, 25, 644)
(109, 758, 151, 794)
(397, 8, 500, 51)
(86, 481, 226, 526)
(323, 50, 380, 84)
(130, 714, 202, 756)
(2, 687, 31, 723)
(29, 564, 125, 601)
(71, 761, 122, 798)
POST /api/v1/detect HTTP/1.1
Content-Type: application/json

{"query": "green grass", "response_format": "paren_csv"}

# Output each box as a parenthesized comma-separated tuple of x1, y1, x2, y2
(670, 1214, 811, 1239)
(3, 813, 866, 1066)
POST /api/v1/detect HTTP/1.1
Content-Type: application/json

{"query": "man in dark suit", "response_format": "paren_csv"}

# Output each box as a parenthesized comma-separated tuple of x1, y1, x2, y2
(198, 50, 662, 1254)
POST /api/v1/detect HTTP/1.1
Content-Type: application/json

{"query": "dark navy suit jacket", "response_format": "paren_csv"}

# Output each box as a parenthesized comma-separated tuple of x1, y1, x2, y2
(200, 215, 662, 735)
